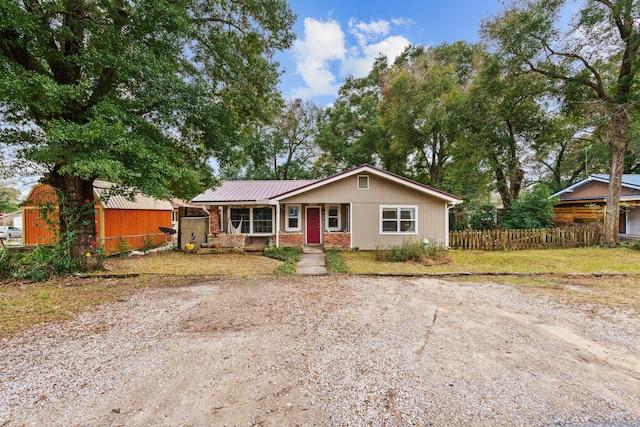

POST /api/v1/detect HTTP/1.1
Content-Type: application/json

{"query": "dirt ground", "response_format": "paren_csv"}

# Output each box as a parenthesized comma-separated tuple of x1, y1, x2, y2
(1, 275, 640, 426)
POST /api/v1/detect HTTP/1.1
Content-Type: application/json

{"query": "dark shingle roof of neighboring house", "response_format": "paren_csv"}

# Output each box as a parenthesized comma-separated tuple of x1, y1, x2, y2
(191, 180, 318, 203)
(552, 174, 640, 199)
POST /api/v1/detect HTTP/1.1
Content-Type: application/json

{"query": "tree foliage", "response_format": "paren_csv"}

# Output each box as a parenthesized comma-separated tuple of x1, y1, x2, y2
(237, 99, 323, 180)
(500, 184, 557, 230)
(483, 0, 640, 245)
(0, 0, 295, 269)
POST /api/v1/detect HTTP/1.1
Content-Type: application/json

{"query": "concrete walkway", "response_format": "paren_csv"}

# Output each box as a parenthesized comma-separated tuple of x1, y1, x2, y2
(296, 247, 327, 275)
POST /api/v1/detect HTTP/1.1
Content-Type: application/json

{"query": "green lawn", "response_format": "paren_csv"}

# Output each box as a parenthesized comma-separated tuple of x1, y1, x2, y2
(341, 247, 640, 275)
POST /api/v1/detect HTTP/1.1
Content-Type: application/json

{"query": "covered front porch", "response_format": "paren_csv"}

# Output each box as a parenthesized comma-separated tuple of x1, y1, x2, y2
(204, 203, 352, 250)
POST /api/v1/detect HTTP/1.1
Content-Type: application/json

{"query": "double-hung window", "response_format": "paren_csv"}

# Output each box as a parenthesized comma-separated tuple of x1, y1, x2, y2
(326, 205, 340, 231)
(286, 205, 301, 231)
(380, 206, 417, 234)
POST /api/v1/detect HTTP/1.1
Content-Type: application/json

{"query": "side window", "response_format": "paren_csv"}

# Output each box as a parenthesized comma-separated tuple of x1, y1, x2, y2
(380, 206, 417, 234)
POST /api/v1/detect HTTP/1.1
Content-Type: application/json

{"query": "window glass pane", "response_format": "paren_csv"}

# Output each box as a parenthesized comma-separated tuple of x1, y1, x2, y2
(400, 221, 415, 232)
(328, 207, 338, 216)
(252, 207, 272, 233)
(382, 221, 397, 232)
(231, 208, 250, 233)
(382, 209, 397, 220)
(400, 208, 415, 219)
(358, 176, 369, 189)
(288, 207, 298, 217)
(288, 217, 298, 228)
(329, 218, 338, 228)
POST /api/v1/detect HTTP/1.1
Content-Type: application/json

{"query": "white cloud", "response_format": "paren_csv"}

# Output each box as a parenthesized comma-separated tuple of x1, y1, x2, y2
(292, 18, 346, 99)
(341, 34, 410, 79)
(289, 16, 412, 101)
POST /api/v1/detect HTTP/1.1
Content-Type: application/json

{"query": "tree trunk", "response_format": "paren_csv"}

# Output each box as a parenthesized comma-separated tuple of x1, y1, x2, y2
(48, 172, 102, 271)
(602, 106, 628, 247)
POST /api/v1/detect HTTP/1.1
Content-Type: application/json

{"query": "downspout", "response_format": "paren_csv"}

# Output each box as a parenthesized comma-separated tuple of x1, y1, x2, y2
(446, 202, 455, 249)
(200, 205, 211, 235)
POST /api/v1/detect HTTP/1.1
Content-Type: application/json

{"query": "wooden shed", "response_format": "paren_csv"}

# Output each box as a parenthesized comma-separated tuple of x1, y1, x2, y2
(23, 180, 173, 253)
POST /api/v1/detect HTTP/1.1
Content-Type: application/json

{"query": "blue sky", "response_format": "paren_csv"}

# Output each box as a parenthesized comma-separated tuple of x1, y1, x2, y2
(277, 0, 505, 105)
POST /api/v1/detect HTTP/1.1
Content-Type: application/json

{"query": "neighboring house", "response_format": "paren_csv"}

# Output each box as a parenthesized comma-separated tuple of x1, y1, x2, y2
(191, 164, 462, 250)
(552, 174, 640, 234)
(23, 180, 173, 252)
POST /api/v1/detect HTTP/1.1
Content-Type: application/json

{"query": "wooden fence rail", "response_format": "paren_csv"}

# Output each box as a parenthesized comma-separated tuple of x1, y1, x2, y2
(449, 224, 603, 250)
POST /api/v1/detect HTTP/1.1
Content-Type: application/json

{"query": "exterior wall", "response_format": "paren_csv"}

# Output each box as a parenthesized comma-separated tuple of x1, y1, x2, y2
(628, 207, 640, 235)
(323, 232, 350, 249)
(208, 233, 244, 249)
(23, 184, 59, 245)
(209, 207, 220, 233)
(350, 201, 446, 250)
(102, 209, 171, 253)
(565, 181, 638, 200)
(278, 232, 304, 248)
(22, 206, 58, 245)
(281, 174, 448, 250)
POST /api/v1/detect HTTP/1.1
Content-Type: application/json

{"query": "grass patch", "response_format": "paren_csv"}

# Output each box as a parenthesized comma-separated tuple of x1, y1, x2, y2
(104, 251, 280, 275)
(343, 247, 640, 275)
(326, 250, 349, 273)
(263, 246, 302, 275)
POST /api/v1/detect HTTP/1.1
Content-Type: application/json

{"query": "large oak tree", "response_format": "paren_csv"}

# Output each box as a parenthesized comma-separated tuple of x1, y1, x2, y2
(0, 0, 295, 269)
(483, 0, 640, 245)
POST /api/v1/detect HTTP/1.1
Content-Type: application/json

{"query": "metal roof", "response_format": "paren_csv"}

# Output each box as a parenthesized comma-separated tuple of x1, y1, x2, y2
(93, 180, 173, 211)
(592, 174, 640, 189)
(191, 180, 318, 203)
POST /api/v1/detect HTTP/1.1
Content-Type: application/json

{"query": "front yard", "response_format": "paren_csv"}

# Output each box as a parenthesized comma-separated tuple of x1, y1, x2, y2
(1, 247, 640, 338)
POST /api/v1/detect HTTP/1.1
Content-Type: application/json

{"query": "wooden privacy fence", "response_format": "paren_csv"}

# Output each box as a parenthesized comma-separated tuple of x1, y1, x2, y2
(449, 224, 603, 250)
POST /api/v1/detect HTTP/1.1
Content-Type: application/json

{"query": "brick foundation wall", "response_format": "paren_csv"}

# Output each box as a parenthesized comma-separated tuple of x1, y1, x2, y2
(208, 233, 244, 249)
(323, 232, 351, 249)
(278, 233, 304, 248)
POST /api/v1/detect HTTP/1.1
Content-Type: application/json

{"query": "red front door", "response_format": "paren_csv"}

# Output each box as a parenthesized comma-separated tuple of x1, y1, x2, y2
(306, 207, 321, 244)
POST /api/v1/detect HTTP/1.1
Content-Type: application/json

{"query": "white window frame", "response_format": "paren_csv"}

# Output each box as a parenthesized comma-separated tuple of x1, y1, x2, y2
(285, 204, 301, 231)
(357, 175, 369, 190)
(325, 205, 341, 231)
(379, 205, 418, 235)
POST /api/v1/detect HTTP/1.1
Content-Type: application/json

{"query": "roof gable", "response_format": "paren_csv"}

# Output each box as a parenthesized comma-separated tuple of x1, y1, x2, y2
(190, 165, 462, 205)
(272, 164, 462, 204)
(552, 174, 640, 198)
(25, 181, 173, 211)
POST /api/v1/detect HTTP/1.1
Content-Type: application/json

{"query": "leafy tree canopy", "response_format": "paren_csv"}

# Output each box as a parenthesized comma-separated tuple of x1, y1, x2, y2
(0, 0, 295, 269)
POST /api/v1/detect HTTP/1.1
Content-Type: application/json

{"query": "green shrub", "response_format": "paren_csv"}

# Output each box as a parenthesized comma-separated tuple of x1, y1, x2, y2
(630, 240, 640, 251)
(326, 250, 349, 273)
(263, 246, 302, 262)
(0, 246, 76, 282)
(264, 246, 302, 275)
(375, 240, 448, 264)
(274, 260, 297, 274)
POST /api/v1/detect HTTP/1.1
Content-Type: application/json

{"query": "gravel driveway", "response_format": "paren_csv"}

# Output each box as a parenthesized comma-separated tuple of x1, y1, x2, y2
(1, 276, 639, 426)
